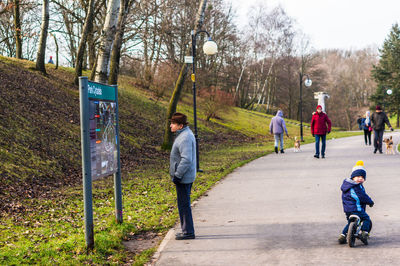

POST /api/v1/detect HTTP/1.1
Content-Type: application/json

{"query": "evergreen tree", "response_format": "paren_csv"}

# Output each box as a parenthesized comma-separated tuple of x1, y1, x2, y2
(371, 23, 400, 127)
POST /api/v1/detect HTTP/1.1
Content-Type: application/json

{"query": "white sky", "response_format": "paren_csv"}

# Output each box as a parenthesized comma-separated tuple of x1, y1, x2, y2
(231, 0, 400, 50)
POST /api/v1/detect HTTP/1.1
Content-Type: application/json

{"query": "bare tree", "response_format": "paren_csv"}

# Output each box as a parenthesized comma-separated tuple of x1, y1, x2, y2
(35, 0, 49, 73)
(94, 0, 120, 84)
(13, 0, 22, 58)
(108, 0, 135, 85)
(161, 0, 208, 150)
(74, 0, 95, 85)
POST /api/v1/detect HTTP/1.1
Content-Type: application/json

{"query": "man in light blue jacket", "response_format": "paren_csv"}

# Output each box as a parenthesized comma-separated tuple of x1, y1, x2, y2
(169, 112, 196, 240)
(269, 110, 289, 154)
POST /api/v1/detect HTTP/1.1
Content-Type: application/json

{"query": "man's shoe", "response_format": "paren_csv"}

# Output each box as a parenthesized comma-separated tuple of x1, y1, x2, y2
(280, 149, 284, 153)
(274, 147, 278, 154)
(321, 155, 325, 158)
(359, 231, 369, 245)
(338, 234, 347, 244)
(379, 150, 383, 154)
(373, 149, 377, 154)
(314, 154, 319, 159)
(175, 233, 195, 240)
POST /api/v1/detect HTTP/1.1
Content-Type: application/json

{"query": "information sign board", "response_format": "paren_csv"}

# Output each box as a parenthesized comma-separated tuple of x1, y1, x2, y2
(89, 100, 118, 179)
(79, 77, 123, 249)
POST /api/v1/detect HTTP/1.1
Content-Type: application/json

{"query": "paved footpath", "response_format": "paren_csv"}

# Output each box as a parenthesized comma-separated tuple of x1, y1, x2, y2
(154, 132, 400, 266)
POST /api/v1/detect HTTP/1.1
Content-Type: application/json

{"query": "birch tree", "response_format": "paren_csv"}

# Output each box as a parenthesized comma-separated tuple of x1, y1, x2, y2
(94, 0, 120, 84)
(108, 0, 135, 85)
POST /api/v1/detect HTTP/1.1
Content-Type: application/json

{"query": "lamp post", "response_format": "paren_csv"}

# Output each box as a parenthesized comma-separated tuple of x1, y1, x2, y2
(299, 72, 312, 142)
(191, 29, 218, 172)
(383, 88, 393, 111)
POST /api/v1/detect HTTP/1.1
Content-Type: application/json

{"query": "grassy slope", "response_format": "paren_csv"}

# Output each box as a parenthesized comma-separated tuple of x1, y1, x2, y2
(0, 56, 360, 264)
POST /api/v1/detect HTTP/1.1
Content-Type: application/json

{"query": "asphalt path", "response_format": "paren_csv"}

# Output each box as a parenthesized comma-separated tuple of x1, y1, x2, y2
(154, 132, 400, 266)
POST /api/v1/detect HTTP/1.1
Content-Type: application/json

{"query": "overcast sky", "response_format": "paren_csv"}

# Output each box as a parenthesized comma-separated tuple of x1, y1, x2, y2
(231, 0, 400, 51)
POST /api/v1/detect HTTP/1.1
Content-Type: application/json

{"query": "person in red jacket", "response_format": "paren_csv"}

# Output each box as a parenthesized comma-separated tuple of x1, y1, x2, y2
(311, 105, 332, 158)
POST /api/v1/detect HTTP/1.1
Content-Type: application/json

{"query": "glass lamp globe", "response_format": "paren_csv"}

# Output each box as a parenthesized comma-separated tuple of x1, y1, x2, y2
(203, 38, 218, 55)
(304, 78, 312, 87)
(387, 89, 393, 95)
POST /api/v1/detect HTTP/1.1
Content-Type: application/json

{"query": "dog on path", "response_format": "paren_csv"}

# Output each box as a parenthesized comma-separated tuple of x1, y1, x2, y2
(294, 136, 301, 152)
(384, 136, 395, 154)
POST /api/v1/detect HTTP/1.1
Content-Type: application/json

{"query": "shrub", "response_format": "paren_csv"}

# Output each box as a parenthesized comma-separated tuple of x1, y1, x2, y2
(199, 86, 235, 121)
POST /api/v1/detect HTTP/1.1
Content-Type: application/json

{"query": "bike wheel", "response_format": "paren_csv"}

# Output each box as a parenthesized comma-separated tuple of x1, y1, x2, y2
(347, 221, 357, 247)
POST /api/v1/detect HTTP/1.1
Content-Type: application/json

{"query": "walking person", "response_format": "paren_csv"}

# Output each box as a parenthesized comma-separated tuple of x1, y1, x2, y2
(371, 105, 393, 154)
(361, 111, 372, 146)
(269, 110, 289, 154)
(357, 115, 363, 130)
(311, 105, 332, 159)
(169, 112, 196, 240)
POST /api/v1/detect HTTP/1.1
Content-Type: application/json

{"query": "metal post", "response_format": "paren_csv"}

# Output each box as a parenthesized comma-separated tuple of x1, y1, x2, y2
(191, 30, 201, 172)
(299, 72, 304, 142)
(79, 76, 94, 250)
(113, 85, 123, 223)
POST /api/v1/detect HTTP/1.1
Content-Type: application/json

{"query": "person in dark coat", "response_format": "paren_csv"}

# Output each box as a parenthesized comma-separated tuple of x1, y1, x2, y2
(338, 161, 374, 245)
(357, 115, 363, 130)
(361, 111, 372, 146)
(371, 105, 393, 154)
(311, 105, 332, 158)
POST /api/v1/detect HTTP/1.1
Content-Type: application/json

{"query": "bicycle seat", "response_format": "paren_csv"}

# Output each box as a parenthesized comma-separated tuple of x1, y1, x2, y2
(349, 214, 360, 222)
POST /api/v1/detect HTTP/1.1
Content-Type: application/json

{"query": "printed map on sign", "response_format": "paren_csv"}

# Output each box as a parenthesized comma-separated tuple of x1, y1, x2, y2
(89, 100, 118, 179)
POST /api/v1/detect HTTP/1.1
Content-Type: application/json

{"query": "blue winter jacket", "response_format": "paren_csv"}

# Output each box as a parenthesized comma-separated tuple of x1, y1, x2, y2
(341, 178, 374, 213)
(170, 126, 196, 184)
(361, 118, 371, 130)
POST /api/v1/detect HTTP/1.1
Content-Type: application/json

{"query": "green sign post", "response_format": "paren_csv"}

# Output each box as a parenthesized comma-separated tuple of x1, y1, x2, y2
(79, 77, 123, 249)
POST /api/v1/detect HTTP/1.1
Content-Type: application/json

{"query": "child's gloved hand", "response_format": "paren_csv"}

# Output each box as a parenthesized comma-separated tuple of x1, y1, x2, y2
(369, 202, 374, 207)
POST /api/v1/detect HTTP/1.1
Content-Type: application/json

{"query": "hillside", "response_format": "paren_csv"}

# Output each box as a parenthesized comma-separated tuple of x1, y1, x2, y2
(0, 56, 257, 213)
(0, 56, 355, 264)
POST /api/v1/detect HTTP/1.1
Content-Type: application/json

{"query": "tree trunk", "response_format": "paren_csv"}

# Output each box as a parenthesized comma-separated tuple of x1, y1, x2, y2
(35, 0, 49, 73)
(13, 0, 22, 59)
(94, 0, 120, 84)
(88, 30, 96, 69)
(74, 0, 95, 85)
(161, 0, 208, 150)
(397, 107, 400, 128)
(50, 33, 59, 69)
(161, 63, 189, 150)
(108, 0, 134, 85)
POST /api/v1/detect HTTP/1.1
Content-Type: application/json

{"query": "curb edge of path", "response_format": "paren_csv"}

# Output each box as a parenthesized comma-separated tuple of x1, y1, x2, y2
(148, 228, 175, 265)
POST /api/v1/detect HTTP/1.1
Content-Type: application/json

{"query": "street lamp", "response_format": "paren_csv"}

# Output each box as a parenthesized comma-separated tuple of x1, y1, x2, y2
(191, 29, 218, 172)
(383, 88, 393, 111)
(299, 72, 312, 142)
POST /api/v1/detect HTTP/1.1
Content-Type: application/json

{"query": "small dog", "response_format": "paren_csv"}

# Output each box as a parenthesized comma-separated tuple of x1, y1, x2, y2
(384, 136, 395, 154)
(294, 136, 301, 152)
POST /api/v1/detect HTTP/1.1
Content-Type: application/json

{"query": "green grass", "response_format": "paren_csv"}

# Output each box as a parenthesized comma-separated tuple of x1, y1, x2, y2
(389, 114, 399, 128)
(0, 57, 362, 265)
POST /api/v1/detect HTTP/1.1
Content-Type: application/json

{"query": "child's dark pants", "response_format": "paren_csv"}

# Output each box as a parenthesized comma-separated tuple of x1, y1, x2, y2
(342, 211, 372, 235)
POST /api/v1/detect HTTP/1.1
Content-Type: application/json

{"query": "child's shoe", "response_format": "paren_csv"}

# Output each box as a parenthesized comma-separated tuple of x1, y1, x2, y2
(338, 234, 347, 244)
(359, 231, 369, 245)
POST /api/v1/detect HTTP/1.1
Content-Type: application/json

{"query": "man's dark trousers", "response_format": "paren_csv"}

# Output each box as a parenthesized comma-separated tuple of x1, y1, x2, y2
(315, 134, 326, 156)
(176, 183, 194, 235)
(373, 129, 384, 152)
